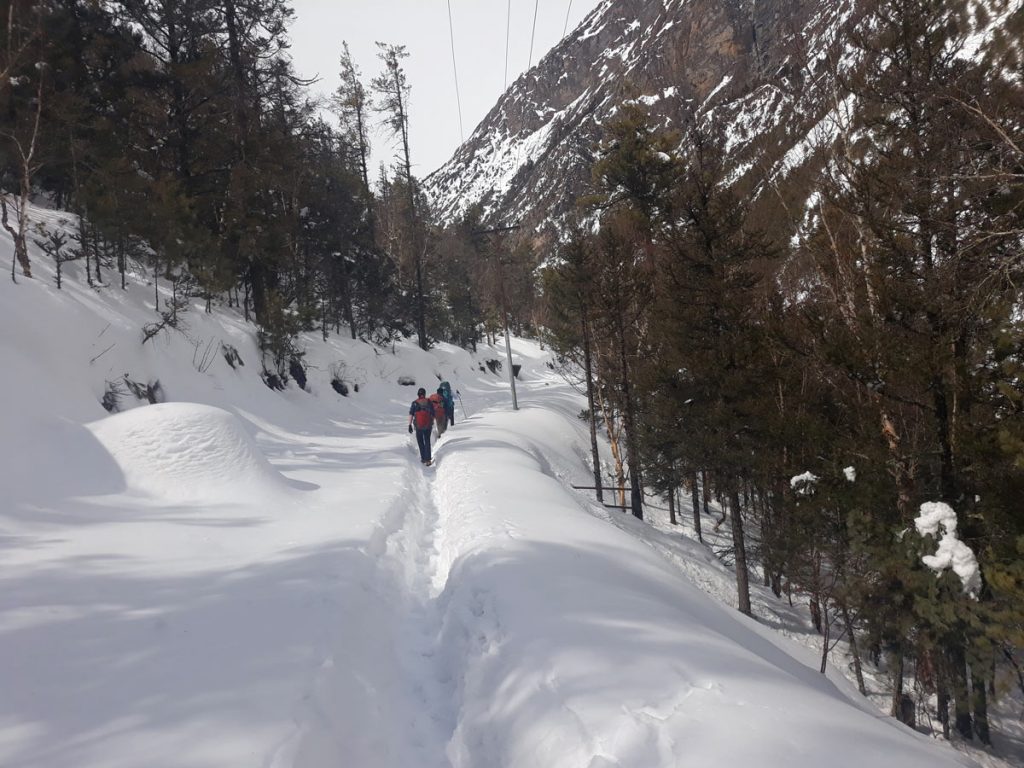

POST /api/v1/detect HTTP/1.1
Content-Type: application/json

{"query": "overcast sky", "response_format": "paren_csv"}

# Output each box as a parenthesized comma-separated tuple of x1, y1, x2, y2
(288, 1, 604, 177)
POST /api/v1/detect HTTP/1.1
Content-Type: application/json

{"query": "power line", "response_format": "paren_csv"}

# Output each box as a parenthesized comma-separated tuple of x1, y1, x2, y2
(528, 0, 540, 68)
(563, 0, 573, 38)
(504, 0, 511, 89)
(446, 0, 464, 142)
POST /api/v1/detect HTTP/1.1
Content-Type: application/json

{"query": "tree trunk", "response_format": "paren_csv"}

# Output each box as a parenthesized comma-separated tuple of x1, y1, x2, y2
(950, 644, 974, 740)
(932, 377, 958, 503)
(668, 486, 677, 525)
(809, 594, 823, 633)
(615, 316, 643, 520)
(7, 73, 43, 280)
(1, 197, 20, 282)
(321, 292, 329, 342)
(890, 646, 905, 720)
(729, 488, 752, 615)
(971, 662, 990, 745)
(936, 655, 951, 740)
(819, 599, 831, 674)
(118, 237, 126, 290)
(595, 386, 625, 507)
(83, 219, 94, 288)
(841, 602, 867, 696)
(582, 313, 603, 503)
(93, 235, 102, 284)
(690, 470, 702, 543)
(701, 470, 710, 517)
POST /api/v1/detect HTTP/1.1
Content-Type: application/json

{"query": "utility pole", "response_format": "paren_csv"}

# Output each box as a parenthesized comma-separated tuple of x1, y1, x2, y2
(496, 252, 518, 411)
(475, 224, 521, 411)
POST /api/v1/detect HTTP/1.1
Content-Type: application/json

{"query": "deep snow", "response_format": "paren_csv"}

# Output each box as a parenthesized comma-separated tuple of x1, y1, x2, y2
(0, 211, 1006, 767)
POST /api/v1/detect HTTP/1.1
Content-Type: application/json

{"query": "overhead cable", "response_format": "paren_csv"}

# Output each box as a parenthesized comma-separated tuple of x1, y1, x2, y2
(446, 0, 464, 142)
(528, 0, 539, 68)
(504, 0, 511, 89)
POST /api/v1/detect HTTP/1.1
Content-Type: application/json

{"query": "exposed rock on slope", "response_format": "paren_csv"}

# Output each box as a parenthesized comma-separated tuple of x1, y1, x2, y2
(424, 0, 1017, 234)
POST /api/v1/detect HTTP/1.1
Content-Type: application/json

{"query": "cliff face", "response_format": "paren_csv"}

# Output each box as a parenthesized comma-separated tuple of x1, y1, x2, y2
(423, 0, 853, 231)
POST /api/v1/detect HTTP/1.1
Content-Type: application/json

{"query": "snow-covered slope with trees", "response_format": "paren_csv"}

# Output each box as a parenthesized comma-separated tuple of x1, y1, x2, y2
(0, 209, 1001, 767)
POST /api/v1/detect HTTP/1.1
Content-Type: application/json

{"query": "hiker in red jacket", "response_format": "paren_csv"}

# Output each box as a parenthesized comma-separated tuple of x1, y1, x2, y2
(408, 388, 434, 465)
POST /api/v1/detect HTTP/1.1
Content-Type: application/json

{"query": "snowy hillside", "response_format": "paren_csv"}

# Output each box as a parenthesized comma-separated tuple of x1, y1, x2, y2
(0, 212, 1003, 767)
(424, 0, 827, 228)
(423, 0, 1021, 232)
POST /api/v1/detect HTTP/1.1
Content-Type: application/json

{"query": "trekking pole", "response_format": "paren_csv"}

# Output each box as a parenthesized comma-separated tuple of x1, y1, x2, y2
(457, 390, 470, 419)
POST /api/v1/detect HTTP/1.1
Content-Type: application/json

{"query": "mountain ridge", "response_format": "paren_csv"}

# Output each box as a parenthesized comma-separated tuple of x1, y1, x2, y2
(423, 0, 1015, 236)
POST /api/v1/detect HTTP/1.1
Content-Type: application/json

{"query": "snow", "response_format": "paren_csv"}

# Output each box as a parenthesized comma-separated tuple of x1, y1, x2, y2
(790, 470, 819, 495)
(914, 501, 983, 598)
(704, 73, 732, 102)
(0, 207, 990, 767)
(844, 465, 857, 482)
(89, 403, 293, 502)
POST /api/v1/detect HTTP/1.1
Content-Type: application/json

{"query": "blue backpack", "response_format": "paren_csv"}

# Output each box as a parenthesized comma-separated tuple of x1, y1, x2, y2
(438, 381, 454, 409)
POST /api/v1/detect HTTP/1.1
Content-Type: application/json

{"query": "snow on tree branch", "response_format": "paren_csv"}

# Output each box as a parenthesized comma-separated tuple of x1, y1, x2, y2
(914, 502, 982, 599)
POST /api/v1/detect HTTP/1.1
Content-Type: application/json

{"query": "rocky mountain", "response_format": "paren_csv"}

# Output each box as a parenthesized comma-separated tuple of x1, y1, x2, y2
(423, 0, 1019, 234)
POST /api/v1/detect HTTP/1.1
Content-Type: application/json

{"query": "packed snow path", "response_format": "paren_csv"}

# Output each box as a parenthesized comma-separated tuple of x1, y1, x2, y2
(0, 250, 985, 767)
(282, 458, 456, 768)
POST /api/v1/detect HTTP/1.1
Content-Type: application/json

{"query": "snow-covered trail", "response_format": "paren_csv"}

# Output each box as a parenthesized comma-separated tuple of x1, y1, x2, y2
(278, 456, 456, 768)
(0, 236, 992, 767)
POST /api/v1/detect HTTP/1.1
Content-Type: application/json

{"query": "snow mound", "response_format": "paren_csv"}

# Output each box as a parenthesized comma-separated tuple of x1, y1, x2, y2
(88, 402, 289, 502)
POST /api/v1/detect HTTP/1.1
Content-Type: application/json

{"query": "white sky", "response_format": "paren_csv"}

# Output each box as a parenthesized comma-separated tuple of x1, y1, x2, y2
(288, 1, 604, 177)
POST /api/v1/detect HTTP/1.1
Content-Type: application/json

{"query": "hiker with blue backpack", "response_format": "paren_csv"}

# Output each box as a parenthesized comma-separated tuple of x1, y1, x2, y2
(408, 388, 435, 465)
(438, 381, 455, 427)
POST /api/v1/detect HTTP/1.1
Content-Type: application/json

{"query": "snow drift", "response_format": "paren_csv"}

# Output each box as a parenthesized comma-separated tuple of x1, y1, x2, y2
(88, 402, 291, 502)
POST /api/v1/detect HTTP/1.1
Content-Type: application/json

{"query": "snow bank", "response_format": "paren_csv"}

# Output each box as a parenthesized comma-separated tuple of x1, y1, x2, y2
(427, 406, 975, 768)
(88, 402, 291, 502)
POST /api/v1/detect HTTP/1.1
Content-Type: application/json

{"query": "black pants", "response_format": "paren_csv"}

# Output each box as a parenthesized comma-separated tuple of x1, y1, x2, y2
(445, 405, 455, 425)
(415, 427, 432, 462)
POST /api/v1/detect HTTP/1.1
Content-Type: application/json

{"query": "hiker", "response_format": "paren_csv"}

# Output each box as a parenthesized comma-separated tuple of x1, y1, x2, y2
(438, 381, 455, 427)
(408, 387, 434, 465)
(428, 390, 447, 435)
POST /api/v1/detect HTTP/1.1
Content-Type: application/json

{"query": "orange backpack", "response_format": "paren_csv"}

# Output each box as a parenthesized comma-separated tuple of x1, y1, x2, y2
(428, 393, 444, 418)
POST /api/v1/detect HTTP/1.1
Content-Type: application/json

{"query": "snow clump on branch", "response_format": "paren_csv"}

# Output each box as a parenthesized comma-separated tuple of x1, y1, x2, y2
(914, 501, 982, 599)
(790, 471, 819, 496)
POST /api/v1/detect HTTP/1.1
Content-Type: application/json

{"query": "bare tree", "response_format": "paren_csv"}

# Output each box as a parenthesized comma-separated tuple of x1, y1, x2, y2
(1, 54, 45, 280)
(372, 43, 427, 350)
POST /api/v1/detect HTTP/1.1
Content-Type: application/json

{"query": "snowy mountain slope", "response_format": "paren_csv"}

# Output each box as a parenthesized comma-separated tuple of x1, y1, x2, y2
(424, 0, 832, 229)
(423, 0, 1019, 234)
(0, 215, 999, 766)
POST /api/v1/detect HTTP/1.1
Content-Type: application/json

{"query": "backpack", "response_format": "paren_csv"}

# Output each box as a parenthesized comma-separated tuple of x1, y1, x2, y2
(438, 381, 454, 408)
(428, 393, 445, 418)
(412, 398, 433, 429)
